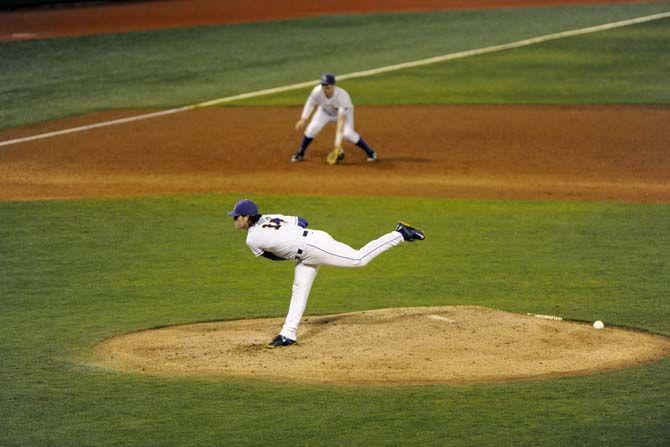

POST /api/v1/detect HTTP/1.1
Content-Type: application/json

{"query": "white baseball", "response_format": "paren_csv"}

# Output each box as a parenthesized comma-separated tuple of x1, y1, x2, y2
(593, 320, 605, 330)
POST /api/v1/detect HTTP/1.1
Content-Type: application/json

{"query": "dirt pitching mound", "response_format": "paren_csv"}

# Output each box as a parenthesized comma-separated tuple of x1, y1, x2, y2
(93, 306, 670, 386)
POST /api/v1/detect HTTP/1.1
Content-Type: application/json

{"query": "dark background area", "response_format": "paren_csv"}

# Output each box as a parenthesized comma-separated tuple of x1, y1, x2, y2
(0, 0, 148, 11)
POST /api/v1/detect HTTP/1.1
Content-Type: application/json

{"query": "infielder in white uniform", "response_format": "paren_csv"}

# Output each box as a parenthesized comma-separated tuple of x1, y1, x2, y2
(228, 198, 425, 347)
(291, 73, 378, 164)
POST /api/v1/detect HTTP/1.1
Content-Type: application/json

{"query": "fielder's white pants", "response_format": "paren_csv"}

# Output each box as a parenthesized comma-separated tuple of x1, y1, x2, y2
(304, 107, 360, 143)
(279, 230, 404, 340)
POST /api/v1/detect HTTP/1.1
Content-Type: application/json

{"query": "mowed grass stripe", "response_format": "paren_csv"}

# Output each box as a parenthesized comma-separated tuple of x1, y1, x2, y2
(237, 17, 670, 106)
(1, 2, 670, 131)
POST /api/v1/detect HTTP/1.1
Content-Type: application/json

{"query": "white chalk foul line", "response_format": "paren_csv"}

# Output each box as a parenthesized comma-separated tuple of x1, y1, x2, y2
(1, 11, 668, 149)
(0, 106, 195, 148)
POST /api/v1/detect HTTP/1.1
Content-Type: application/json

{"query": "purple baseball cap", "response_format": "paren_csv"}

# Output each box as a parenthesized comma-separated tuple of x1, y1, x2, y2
(227, 199, 259, 217)
(320, 73, 336, 85)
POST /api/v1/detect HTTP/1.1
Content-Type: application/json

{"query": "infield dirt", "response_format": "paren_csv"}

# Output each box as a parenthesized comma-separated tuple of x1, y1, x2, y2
(2, 0, 669, 203)
(93, 306, 670, 386)
(1, 105, 669, 202)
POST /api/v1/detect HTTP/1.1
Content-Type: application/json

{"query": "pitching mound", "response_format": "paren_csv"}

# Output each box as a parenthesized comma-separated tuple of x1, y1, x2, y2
(93, 306, 670, 386)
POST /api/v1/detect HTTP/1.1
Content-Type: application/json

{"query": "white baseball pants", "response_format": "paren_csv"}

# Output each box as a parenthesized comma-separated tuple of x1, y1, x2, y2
(279, 230, 404, 341)
(304, 107, 360, 143)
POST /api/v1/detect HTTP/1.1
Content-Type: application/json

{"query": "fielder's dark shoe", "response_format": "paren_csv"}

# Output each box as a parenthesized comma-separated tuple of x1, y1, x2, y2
(268, 334, 296, 347)
(395, 221, 425, 242)
(367, 151, 378, 162)
(291, 153, 304, 163)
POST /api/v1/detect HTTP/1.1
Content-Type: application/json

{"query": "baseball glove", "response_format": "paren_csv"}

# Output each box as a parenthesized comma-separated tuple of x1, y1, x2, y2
(326, 145, 345, 165)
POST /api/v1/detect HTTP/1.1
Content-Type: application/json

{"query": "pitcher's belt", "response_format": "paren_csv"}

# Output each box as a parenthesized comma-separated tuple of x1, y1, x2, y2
(295, 231, 309, 259)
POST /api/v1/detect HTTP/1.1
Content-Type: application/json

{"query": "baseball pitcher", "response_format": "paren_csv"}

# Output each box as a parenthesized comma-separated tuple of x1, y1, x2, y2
(228, 198, 424, 347)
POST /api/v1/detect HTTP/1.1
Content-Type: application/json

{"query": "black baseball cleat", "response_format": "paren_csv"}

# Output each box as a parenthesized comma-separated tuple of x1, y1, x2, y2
(367, 151, 378, 162)
(291, 153, 304, 163)
(395, 221, 425, 242)
(268, 334, 296, 347)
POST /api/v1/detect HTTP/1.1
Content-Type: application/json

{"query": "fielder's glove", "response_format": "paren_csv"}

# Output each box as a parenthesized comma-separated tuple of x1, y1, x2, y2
(326, 145, 345, 165)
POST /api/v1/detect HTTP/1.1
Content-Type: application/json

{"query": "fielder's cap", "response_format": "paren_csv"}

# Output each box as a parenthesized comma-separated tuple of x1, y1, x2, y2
(227, 199, 258, 217)
(320, 73, 336, 85)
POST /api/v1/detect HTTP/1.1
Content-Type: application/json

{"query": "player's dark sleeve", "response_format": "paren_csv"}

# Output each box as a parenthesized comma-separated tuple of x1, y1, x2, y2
(261, 251, 287, 261)
(297, 217, 309, 228)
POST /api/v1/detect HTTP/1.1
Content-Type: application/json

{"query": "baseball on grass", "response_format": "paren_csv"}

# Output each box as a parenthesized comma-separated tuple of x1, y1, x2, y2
(593, 320, 605, 330)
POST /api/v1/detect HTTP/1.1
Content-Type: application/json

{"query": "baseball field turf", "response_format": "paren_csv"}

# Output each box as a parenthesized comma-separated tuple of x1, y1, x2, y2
(2, 195, 669, 445)
(1, 2, 669, 446)
(1, 2, 669, 129)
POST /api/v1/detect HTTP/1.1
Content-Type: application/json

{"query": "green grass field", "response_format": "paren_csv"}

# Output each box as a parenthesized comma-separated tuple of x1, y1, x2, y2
(2, 1, 670, 446)
(1, 2, 669, 129)
(235, 18, 670, 106)
(1, 195, 669, 446)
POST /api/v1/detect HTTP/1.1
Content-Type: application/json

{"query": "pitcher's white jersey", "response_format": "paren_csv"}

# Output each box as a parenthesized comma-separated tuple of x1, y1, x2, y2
(241, 213, 423, 342)
(301, 85, 353, 119)
(246, 214, 304, 260)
